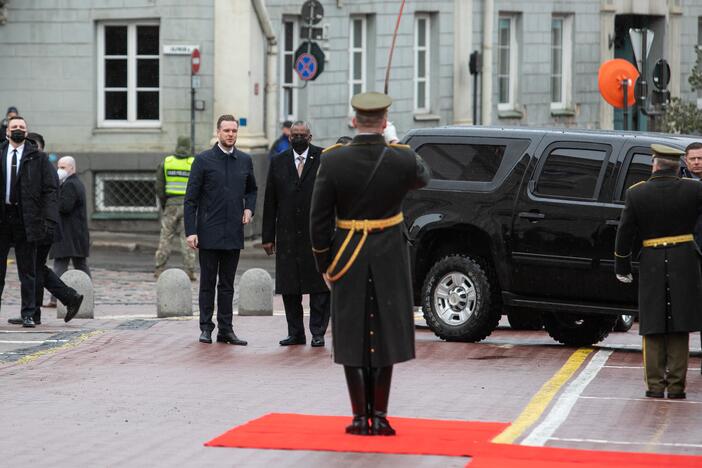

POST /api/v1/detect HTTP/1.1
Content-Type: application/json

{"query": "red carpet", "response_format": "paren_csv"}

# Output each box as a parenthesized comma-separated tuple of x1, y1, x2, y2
(205, 413, 702, 467)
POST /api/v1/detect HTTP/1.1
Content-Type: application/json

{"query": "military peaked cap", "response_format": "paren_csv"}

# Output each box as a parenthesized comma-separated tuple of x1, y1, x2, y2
(351, 92, 392, 112)
(651, 143, 684, 160)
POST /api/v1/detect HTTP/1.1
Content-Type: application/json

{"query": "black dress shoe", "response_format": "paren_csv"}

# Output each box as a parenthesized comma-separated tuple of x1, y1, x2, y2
(64, 294, 84, 323)
(279, 335, 306, 346)
(371, 416, 396, 436)
(199, 330, 212, 344)
(346, 416, 370, 435)
(311, 335, 325, 347)
(667, 392, 686, 399)
(645, 390, 665, 398)
(217, 332, 248, 346)
(9, 317, 39, 325)
(22, 317, 36, 328)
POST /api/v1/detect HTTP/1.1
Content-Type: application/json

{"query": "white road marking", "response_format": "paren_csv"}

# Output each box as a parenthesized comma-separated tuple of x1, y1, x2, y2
(549, 437, 702, 449)
(522, 350, 612, 446)
(604, 365, 702, 370)
(579, 395, 702, 405)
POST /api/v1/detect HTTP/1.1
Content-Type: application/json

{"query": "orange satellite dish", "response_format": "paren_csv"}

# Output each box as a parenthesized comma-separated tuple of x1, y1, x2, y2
(598, 59, 639, 109)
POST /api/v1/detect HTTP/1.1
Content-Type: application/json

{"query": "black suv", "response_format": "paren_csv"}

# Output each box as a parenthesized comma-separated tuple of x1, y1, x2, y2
(403, 126, 698, 346)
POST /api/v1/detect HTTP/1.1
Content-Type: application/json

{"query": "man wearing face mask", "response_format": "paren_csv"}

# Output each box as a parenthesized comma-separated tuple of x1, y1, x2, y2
(7, 133, 83, 326)
(262, 121, 330, 347)
(0, 116, 58, 327)
(48, 156, 91, 306)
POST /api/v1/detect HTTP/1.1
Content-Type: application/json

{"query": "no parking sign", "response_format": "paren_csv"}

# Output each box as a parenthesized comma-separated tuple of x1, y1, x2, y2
(293, 41, 325, 81)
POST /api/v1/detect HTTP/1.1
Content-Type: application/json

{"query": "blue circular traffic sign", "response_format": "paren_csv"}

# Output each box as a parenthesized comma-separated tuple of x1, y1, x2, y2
(295, 53, 318, 81)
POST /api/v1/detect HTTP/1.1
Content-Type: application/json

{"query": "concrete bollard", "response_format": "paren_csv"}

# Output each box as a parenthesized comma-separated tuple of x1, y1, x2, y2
(238, 268, 273, 316)
(57, 270, 94, 319)
(156, 268, 193, 318)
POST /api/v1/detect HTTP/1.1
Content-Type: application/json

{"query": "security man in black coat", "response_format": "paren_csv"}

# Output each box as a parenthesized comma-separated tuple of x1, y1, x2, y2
(615, 143, 702, 400)
(310, 92, 430, 435)
(262, 121, 330, 347)
(0, 116, 57, 327)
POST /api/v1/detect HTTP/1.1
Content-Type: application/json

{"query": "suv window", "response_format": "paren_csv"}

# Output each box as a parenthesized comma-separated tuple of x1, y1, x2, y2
(619, 153, 652, 200)
(534, 147, 607, 200)
(417, 143, 505, 182)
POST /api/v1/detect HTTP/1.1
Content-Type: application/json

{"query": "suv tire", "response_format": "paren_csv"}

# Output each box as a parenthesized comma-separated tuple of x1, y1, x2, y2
(507, 310, 543, 330)
(421, 255, 501, 342)
(613, 314, 635, 332)
(542, 312, 617, 347)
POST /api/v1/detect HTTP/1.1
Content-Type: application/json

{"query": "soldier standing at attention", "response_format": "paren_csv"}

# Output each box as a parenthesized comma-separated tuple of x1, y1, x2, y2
(154, 137, 197, 281)
(615, 144, 702, 400)
(310, 92, 430, 435)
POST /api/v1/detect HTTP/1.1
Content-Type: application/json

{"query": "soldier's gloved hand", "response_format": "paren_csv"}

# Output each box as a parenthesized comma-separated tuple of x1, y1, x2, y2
(616, 274, 633, 283)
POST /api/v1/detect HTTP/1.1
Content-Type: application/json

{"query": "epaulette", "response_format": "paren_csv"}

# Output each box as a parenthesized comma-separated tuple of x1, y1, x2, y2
(389, 143, 411, 149)
(628, 180, 646, 190)
(322, 143, 343, 154)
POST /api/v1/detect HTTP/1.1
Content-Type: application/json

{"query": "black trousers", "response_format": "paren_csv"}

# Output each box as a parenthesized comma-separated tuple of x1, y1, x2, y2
(282, 292, 330, 338)
(0, 208, 36, 319)
(198, 248, 240, 333)
(35, 243, 78, 321)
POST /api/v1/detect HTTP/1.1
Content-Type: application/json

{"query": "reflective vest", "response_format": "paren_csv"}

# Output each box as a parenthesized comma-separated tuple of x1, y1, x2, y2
(164, 155, 194, 196)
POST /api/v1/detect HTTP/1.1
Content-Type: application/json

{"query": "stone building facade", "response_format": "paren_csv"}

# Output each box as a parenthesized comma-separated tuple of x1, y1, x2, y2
(0, 0, 700, 233)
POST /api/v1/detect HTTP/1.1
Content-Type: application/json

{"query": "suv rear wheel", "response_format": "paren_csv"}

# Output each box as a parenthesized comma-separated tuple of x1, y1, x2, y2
(421, 255, 501, 342)
(542, 312, 617, 346)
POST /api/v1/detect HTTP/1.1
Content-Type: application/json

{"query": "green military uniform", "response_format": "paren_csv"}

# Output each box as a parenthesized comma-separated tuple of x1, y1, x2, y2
(154, 137, 197, 279)
(310, 92, 430, 435)
(615, 144, 702, 399)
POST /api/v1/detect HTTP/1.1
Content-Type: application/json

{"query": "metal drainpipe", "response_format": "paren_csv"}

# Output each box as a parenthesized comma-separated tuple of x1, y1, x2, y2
(251, 0, 278, 146)
(481, 0, 493, 125)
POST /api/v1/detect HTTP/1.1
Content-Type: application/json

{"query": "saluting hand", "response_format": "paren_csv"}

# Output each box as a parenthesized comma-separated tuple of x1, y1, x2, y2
(187, 234, 199, 250)
(242, 209, 253, 225)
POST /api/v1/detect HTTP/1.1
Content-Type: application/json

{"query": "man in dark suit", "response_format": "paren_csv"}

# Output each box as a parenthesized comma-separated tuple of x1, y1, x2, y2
(310, 92, 430, 435)
(0, 116, 58, 327)
(615, 144, 702, 400)
(184, 114, 257, 346)
(6, 133, 83, 326)
(262, 121, 330, 347)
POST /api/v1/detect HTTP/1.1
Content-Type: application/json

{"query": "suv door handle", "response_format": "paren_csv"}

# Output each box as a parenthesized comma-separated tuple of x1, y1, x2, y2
(518, 211, 545, 220)
(606, 219, 620, 226)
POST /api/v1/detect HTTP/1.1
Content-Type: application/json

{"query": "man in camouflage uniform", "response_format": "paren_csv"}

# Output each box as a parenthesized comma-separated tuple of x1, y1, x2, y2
(154, 137, 197, 280)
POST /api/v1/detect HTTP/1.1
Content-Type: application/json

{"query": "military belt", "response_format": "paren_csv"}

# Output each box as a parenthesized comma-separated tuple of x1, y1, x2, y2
(326, 213, 404, 282)
(642, 234, 694, 248)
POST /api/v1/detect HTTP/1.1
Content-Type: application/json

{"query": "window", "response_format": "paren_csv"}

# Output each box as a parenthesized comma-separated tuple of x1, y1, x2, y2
(535, 147, 607, 199)
(497, 15, 518, 111)
(349, 17, 367, 104)
(619, 153, 652, 200)
(281, 19, 298, 121)
(417, 143, 506, 182)
(414, 14, 431, 112)
(97, 22, 160, 127)
(551, 15, 573, 110)
(95, 172, 158, 213)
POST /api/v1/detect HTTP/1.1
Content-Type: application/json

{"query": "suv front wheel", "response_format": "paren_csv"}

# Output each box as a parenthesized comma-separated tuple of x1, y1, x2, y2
(421, 255, 501, 342)
(542, 312, 617, 346)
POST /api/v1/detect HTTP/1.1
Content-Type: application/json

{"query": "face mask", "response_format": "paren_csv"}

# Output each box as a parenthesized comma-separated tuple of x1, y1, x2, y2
(9, 130, 25, 144)
(57, 168, 69, 183)
(290, 136, 309, 154)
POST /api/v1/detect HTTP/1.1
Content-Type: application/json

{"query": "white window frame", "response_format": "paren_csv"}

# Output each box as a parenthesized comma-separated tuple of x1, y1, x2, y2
(97, 21, 161, 128)
(497, 15, 518, 112)
(550, 14, 573, 111)
(349, 16, 367, 110)
(414, 14, 431, 113)
(280, 18, 299, 121)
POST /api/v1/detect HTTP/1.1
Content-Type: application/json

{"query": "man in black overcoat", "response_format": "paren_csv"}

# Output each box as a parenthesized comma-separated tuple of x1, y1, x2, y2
(0, 116, 57, 327)
(310, 92, 430, 435)
(184, 114, 257, 346)
(615, 144, 702, 400)
(262, 121, 330, 347)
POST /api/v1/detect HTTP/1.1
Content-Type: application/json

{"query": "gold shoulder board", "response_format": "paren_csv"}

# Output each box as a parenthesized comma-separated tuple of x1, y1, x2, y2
(322, 143, 343, 154)
(389, 143, 411, 149)
(628, 180, 646, 190)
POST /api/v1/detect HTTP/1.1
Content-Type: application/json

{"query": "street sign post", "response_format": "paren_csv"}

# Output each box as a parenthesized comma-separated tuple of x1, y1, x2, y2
(190, 48, 200, 154)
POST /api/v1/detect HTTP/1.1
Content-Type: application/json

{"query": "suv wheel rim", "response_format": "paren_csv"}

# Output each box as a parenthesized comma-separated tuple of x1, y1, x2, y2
(434, 272, 476, 325)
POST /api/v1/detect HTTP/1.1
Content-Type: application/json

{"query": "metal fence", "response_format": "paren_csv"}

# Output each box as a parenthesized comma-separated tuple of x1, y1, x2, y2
(94, 172, 158, 213)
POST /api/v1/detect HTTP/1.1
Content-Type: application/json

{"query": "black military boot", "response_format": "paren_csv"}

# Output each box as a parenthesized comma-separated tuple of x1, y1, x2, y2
(370, 366, 395, 436)
(343, 366, 369, 435)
